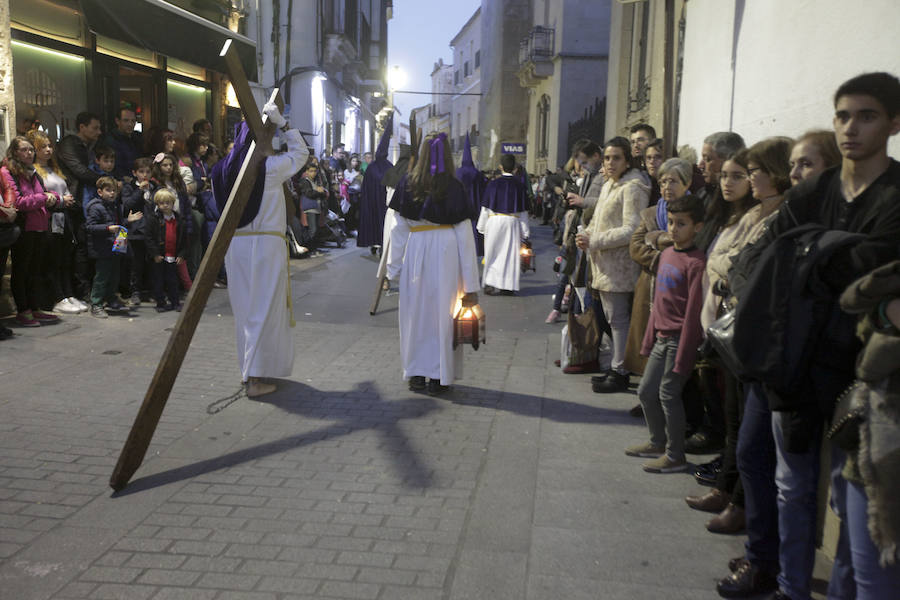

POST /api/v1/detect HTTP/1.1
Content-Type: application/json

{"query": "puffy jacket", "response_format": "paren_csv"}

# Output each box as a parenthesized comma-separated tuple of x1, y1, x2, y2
(85, 197, 121, 258)
(2, 165, 53, 232)
(121, 181, 153, 240)
(144, 207, 187, 260)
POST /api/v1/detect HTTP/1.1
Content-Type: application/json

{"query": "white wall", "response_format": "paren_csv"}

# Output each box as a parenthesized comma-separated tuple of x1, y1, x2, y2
(678, 0, 900, 156)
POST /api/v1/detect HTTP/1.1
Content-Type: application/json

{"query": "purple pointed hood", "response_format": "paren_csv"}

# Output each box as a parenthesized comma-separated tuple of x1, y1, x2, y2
(375, 111, 393, 161)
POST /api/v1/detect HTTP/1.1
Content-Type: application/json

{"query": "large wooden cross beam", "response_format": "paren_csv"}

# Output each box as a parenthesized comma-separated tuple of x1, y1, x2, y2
(110, 40, 282, 491)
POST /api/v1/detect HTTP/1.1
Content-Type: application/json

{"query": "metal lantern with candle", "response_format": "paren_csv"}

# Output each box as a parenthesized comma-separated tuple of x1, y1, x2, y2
(453, 295, 485, 350)
(520, 239, 535, 272)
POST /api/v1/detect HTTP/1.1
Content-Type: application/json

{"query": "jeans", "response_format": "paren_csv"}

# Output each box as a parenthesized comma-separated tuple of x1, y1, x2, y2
(772, 410, 823, 599)
(91, 256, 120, 306)
(637, 335, 688, 462)
(552, 275, 569, 311)
(151, 260, 179, 307)
(716, 370, 745, 506)
(737, 382, 779, 571)
(597, 290, 631, 374)
(828, 448, 900, 600)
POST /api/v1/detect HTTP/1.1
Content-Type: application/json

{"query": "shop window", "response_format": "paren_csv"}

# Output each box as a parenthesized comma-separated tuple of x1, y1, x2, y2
(166, 79, 209, 140)
(11, 40, 86, 141)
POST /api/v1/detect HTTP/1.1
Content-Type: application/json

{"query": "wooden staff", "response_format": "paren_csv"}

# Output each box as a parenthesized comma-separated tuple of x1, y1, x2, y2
(109, 40, 279, 491)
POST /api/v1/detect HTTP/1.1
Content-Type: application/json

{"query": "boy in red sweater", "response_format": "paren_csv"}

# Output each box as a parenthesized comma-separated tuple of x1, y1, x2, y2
(626, 195, 706, 473)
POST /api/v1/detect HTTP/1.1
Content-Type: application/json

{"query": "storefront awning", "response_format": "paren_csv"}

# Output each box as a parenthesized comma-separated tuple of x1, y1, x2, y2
(80, 0, 257, 80)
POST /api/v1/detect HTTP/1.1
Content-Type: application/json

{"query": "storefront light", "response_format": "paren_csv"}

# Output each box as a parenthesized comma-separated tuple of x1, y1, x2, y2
(167, 79, 207, 93)
(11, 40, 85, 62)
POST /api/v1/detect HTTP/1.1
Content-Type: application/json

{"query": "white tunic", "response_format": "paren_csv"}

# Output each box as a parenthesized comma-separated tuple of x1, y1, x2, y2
(476, 206, 529, 291)
(387, 216, 480, 385)
(225, 130, 307, 381)
(376, 187, 397, 279)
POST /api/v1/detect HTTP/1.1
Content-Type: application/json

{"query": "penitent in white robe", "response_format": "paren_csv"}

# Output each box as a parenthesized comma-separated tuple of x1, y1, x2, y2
(476, 207, 530, 291)
(225, 130, 307, 382)
(387, 216, 480, 385)
(376, 187, 397, 280)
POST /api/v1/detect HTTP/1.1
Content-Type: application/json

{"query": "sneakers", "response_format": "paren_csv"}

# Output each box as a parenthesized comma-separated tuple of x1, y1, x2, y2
(106, 299, 128, 313)
(68, 297, 90, 312)
(212, 280, 227, 289)
(545, 309, 561, 324)
(32, 311, 59, 323)
(128, 294, 142, 307)
(15, 312, 40, 327)
(0, 324, 12, 340)
(53, 298, 82, 314)
(624, 442, 665, 457)
(91, 305, 109, 319)
(642, 455, 688, 473)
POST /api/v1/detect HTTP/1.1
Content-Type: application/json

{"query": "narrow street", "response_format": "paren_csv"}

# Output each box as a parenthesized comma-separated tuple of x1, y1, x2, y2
(2, 221, 801, 600)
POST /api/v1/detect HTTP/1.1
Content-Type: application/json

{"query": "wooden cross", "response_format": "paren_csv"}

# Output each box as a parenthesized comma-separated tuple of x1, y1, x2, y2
(109, 40, 283, 491)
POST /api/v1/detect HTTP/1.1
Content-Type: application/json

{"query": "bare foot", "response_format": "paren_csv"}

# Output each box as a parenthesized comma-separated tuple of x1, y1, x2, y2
(246, 378, 277, 397)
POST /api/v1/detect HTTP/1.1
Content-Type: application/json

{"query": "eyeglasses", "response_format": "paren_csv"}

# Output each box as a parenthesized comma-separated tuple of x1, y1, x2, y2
(658, 178, 683, 187)
(719, 172, 748, 182)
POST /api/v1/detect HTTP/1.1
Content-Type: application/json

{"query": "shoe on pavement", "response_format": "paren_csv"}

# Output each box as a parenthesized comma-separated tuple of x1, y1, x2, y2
(155, 303, 171, 313)
(685, 431, 725, 454)
(629, 404, 644, 418)
(592, 371, 629, 393)
(590, 373, 610, 385)
(91, 305, 109, 319)
(32, 311, 60, 323)
(106, 300, 128, 313)
(408, 376, 426, 391)
(545, 309, 560, 324)
(54, 299, 82, 314)
(212, 280, 227, 289)
(129, 294, 142, 307)
(427, 379, 450, 396)
(624, 442, 665, 458)
(728, 556, 749, 573)
(553, 359, 561, 367)
(15, 312, 40, 327)
(716, 560, 777, 598)
(706, 503, 745, 534)
(0, 324, 13, 340)
(563, 360, 602, 374)
(69, 297, 90, 312)
(642, 455, 688, 473)
(685, 488, 731, 513)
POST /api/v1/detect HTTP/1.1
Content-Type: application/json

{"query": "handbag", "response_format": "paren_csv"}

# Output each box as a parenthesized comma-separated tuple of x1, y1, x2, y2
(567, 305, 599, 366)
(827, 381, 867, 452)
(706, 309, 742, 377)
(0, 223, 20, 248)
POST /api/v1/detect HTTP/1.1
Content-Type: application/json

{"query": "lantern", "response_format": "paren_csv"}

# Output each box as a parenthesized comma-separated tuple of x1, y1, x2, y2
(520, 241, 535, 272)
(453, 303, 486, 350)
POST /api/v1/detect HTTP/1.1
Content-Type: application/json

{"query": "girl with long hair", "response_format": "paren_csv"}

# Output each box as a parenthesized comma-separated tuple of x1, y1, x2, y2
(150, 153, 193, 291)
(386, 133, 480, 395)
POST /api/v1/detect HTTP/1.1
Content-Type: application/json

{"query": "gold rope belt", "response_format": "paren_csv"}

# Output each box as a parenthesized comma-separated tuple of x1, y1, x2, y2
(233, 230, 296, 327)
(409, 224, 453, 232)
(490, 213, 514, 217)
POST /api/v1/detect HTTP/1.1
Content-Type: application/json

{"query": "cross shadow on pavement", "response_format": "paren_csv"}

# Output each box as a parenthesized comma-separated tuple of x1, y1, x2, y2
(113, 380, 440, 497)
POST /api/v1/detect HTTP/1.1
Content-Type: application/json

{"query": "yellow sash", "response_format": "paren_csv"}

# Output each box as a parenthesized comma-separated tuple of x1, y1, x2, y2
(490, 212, 514, 217)
(409, 224, 453, 232)
(233, 230, 295, 327)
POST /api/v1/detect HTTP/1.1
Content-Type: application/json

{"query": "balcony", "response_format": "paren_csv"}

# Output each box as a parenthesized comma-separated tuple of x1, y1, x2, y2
(517, 26, 555, 88)
(323, 1, 360, 74)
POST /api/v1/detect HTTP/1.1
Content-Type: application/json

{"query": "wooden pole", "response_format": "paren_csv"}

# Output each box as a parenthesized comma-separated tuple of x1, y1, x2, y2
(109, 40, 279, 491)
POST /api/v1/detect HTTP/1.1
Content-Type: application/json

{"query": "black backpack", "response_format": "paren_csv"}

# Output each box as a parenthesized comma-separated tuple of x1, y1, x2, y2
(725, 224, 863, 407)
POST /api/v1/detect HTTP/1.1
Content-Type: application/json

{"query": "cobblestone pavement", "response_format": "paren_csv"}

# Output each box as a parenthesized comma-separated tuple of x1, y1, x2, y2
(2, 225, 762, 599)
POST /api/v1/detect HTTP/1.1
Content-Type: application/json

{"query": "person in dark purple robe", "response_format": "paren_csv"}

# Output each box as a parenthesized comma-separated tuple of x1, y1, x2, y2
(356, 112, 394, 249)
(456, 133, 487, 256)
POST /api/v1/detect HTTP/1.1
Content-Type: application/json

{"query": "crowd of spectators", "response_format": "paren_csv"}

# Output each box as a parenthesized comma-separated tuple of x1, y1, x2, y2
(535, 72, 900, 599)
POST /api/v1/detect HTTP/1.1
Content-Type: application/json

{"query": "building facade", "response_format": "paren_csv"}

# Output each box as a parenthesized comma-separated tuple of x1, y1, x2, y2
(448, 7, 481, 165)
(517, 0, 610, 173)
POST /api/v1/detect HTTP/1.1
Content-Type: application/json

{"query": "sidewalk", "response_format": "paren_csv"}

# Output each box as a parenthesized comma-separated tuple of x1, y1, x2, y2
(2, 227, 770, 599)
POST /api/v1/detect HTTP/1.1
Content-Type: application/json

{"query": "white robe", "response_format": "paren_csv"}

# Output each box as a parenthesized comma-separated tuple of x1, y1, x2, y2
(476, 207, 529, 291)
(376, 187, 397, 280)
(225, 130, 307, 381)
(387, 216, 480, 385)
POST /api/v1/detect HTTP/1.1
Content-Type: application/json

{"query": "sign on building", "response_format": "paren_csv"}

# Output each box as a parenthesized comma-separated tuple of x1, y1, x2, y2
(501, 142, 526, 155)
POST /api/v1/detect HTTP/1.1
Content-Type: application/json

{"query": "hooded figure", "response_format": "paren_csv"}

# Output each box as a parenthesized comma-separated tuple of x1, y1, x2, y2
(213, 104, 308, 398)
(476, 153, 530, 294)
(356, 112, 394, 248)
(376, 142, 411, 280)
(456, 133, 487, 256)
